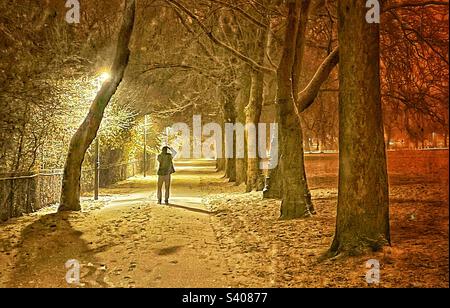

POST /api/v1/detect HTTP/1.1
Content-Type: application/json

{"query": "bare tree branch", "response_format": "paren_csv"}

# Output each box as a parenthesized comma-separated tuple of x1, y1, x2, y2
(384, 0, 449, 12)
(166, 0, 276, 74)
(295, 46, 339, 114)
(206, 0, 269, 28)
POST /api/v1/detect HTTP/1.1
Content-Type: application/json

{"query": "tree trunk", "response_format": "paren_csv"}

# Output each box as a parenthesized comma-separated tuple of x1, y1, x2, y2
(216, 137, 226, 172)
(292, 0, 311, 99)
(330, 0, 390, 255)
(263, 81, 282, 199)
(277, 0, 312, 219)
(216, 159, 225, 171)
(292, 0, 315, 213)
(245, 26, 269, 192)
(59, 0, 136, 212)
(245, 71, 265, 191)
(217, 115, 226, 172)
(223, 95, 237, 182)
(263, 164, 281, 199)
(294, 48, 339, 214)
(235, 73, 250, 185)
(263, 2, 339, 209)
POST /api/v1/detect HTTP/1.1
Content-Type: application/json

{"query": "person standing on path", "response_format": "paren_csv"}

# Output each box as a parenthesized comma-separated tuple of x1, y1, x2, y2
(157, 146, 177, 205)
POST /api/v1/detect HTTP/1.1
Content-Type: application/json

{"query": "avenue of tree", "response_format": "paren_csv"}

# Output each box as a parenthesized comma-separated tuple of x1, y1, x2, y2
(1, 0, 447, 255)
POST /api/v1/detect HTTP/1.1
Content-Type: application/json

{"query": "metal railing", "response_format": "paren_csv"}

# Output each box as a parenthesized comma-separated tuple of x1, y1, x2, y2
(0, 158, 155, 222)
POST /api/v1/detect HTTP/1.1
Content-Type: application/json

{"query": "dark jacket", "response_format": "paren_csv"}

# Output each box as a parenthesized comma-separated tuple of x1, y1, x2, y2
(157, 153, 175, 176)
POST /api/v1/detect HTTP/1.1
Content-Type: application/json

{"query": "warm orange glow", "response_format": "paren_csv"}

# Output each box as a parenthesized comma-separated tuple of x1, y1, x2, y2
(99, 72, 111, 83)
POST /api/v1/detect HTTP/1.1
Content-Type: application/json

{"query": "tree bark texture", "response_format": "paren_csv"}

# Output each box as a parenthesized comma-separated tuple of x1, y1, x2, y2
(59, 0, 136, 212)
(277, 0, 312, 219)
(330, 0, 390, 255)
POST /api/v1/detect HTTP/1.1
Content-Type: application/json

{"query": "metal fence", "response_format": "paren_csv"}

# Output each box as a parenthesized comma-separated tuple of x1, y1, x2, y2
(0, 158, 155, 222)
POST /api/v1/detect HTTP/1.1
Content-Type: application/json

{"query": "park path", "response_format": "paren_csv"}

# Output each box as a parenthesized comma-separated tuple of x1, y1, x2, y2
(0, 159, 237, 288)
(1, 152, 448, 288)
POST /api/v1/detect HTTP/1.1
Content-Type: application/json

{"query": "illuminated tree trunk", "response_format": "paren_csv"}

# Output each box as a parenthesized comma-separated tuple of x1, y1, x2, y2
(330, 0, 390, 255)
(59, 0, 136, 212)
(245, 26, 269, 192)
(245, 70, 265, 191)
(263, 2, 338, 212)
(292, 0, 314, 213)
(277, 0, 312, 219)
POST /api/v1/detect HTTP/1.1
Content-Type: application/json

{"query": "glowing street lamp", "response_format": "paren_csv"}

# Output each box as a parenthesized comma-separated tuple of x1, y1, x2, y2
(95, 72, 111, 91)
(99, 72, 111, 84)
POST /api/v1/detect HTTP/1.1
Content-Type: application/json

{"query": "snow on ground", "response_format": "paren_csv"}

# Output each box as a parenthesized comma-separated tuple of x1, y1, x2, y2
(0, 151, 448, 288)
(204, 150, 449, 288)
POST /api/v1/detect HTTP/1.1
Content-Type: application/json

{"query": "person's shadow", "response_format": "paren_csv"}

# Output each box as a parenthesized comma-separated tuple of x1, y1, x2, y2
(165, 203, 217, 215)
(6, 212, 109, 288)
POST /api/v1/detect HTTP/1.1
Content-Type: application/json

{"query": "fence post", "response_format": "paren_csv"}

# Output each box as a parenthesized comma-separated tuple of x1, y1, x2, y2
(94, 138, 100, 200)
(29, 172, 40, 212)
(144, 115, 147, 177)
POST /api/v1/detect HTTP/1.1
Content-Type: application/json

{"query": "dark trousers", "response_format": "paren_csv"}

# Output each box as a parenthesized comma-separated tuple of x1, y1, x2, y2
(157, 174, 171, 202)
